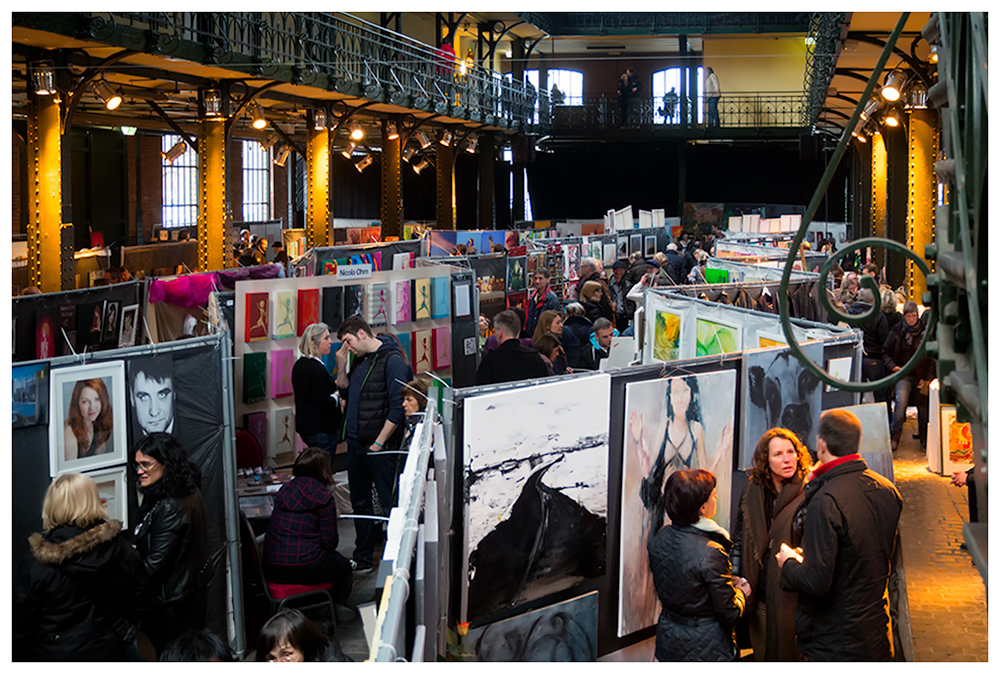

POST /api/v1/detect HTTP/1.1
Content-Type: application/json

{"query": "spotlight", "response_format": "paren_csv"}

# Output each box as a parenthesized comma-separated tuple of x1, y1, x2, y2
(341, 141, 357, 158)
(412, 157, 430, 174)
(258, 131, 280, 151)
(93, 80, 122, 111)
(202, 88, 222, 118)
(883, 110, 900, 127)
(416, 131, 432, 149)
(386, 121, 399, 141)
(350, 125, 365, 141)
(250, 102, 267, 130)
(354, 154, 373, 172)
(465, 135, 478, 153)
(402, 145, 417, 162)
(120, 126, 137, 136)
(273, 145, 292, 167)
(439, 129, 454, 146)
(881, 71, 905, 102)
(860, 98, 882, 121)
(31, 62, 56, 95)
(161, 140, 188, 165)
(929, 46, 939, 64)
(313, 108, 327, 130)
(906, 82, 928, 110)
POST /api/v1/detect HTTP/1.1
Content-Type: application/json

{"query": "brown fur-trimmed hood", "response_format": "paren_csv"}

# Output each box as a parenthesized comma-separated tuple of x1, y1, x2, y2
(29, 520, 123, 565)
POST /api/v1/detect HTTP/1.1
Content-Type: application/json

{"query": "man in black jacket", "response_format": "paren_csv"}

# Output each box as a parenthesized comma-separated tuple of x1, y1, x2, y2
(475, 310, 548, 385)
(848, 287, 891, 417)
(336, 316, 412, 572)
(777, 409, 903, 661)
(663, 243, 685, 285)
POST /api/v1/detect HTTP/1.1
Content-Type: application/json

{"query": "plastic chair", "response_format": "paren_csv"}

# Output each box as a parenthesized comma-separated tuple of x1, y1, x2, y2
(235, 430, 263, 470)
(237, 511, 338, 631)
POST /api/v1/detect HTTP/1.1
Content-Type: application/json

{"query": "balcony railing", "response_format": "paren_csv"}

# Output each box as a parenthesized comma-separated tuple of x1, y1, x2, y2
(86, 11, 544, 130)
(547, 93, 808, 131)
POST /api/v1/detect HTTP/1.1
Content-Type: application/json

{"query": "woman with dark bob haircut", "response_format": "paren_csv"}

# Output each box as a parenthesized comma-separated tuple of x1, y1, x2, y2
(731, 428, 811, 661)
(131, 432, 209, 653)
(256, 609, 349, 662)
(647, 469, 750, 661)
(262, 447, 353, 607)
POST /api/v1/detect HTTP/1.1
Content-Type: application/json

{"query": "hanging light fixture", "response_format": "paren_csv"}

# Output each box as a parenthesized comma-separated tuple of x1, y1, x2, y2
(386, 121, 399, 141)
(93, 80, 122, 110)
(402, 145, 417, 162)
(273, 144, 292, 167)
(883, 110, 900, 127)
(439, 128, 454, 146)
(258, 131, 280, 151)
(929, 46, 939, 64)
(341, 141, 357, 158)
(412, 157, 430, 174)
(416, 130, 431, 149)
(161, 140, 188, 165)
(202, 88, 222, 118)
(354, 154, 374, 172)
(313, 108, 328, 130)
(249, 102, 267, 130)
(465, 135, 478, 153)
(859, 98, 882, 122)
(906, 81, 928, 110)
(881, 71, 905, 102)
(120, 126, 137, 136)
(350, 124, 365, 141)
(31, 62, 57, 95)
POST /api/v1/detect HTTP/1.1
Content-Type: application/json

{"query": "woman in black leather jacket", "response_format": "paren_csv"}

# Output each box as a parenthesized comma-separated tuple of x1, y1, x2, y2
(132, 432, 208, 653)
(13, 473, 149, 661)
(647, 469, 751, 661)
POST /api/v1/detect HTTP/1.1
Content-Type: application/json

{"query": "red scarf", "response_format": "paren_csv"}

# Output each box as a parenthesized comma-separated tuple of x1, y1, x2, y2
(809, 453, 861, 481)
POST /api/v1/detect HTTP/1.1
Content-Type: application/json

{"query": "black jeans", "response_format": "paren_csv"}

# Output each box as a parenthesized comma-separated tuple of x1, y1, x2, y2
(346, 436, 402, 567)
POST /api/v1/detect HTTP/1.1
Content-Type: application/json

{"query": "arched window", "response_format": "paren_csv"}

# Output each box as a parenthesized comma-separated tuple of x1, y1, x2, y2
(651, 67, 705, 124)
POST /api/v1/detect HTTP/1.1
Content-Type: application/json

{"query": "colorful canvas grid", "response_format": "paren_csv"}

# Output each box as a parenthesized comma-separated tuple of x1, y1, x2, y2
(296, 288, 320, 336)
(270, 348, 295, 399)
(242, 351, 268, 403)
(245, 292, 269, 342)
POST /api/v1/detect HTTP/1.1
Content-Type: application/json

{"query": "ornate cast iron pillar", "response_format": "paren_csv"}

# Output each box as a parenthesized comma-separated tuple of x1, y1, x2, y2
(381, 121, 402, 240)
(197, 118, 228, 272)
(870, 131, 888, 270)
(907, 108, 938, 302)
(27, 91, 72, 292)
(436, 144, 456, 230)
(305, 121, 331, 249)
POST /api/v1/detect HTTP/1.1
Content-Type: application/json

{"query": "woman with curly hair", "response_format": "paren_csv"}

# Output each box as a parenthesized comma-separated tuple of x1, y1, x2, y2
(131, 432, 209, 653)
(64, 378, 114, 461)
(731, 428, 812, 661)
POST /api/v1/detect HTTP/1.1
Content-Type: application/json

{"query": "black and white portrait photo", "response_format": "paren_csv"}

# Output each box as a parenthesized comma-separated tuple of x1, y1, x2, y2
(127, 355, 176, 446)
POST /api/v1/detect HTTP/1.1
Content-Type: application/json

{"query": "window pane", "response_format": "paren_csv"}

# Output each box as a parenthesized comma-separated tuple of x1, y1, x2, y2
(547, 69, 583, 105)
(161, 134, 197, 228)
(242, 140, 271, 222)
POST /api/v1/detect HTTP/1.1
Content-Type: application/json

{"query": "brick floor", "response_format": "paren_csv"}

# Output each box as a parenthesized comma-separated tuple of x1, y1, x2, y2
(894, 418, 988, 662)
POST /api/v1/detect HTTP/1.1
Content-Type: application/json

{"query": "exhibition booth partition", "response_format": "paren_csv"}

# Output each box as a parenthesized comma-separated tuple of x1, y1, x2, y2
(292, 239, 425, 276)
(13, 280, 148, 363)
(11, 334, 244, 652)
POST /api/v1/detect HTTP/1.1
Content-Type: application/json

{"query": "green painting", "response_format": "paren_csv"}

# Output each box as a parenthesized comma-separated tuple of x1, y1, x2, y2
(242, 351, 268, 403)
(696, 318, 740, 357)
(653, 310, 682, 362)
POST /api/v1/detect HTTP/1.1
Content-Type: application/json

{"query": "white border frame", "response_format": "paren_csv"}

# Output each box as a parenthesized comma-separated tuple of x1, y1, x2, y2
(81, 464, 130, 527)
(49, 360, 128, 476)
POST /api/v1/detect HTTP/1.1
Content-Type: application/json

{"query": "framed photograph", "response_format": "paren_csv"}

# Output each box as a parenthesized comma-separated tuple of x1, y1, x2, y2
(118, 304, 139, 348)
(82, 465, 129, 528)
(629, 234, 642, 257)
(644, 236, 656, 257)
(127, 355, 176, 448)
(13, 362, 50, 429)
(49, 361, 127, 476)
(101, 300, 122, 346)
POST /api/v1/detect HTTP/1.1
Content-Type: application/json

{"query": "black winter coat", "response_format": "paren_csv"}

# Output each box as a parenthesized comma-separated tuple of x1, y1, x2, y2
(13, 520, 149, 661)
(882, 316, 932, 379)
(133, 489, 208, 608)
(292, 356, 342, 438)
(581, 300, 608, 325)
(648, 523, 746, 661)
(779, 457, 902, 661)
(475, 338, 549, 385)
(664, 251, 685, 284)
(561, 315, 594, 369)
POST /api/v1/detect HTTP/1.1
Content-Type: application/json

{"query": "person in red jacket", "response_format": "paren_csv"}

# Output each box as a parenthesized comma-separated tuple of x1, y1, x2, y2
(262, 448, 353, 607)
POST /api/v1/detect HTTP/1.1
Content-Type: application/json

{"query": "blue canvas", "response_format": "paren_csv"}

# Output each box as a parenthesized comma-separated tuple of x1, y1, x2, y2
(431, 276, 451, 319)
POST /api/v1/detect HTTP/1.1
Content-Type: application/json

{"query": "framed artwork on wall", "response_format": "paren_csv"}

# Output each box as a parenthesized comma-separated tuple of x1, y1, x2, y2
(271, 407, 296, 458)
(242, 352, 268, 403)
(392, 280, 412, 325)
(81, 464, 129, 528)
(36, 307, 57, 359)
(431, 276, 450, 319)
(13, 361, 49, 429)
(412, 329, 432, 374)
(367, 282, 390, 327)
(245, 292, 270, 342)
(270, 349, 295, 399)
(322, 286, 344, 333)
(49, 361, 128, 476)
(272, 290, 296, 340)
(344, 284, 365, 319)
(118, 304, 139, 348)
(433, 326, 452, 370)
(296, 288, 320, 336)
(413, 278, 432, 321)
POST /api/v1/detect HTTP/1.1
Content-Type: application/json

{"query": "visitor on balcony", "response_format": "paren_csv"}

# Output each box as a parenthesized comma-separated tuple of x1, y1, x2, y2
(660, 87, 679, 124)
(618, 67, 641, 125)
(705, 67, 721, 127)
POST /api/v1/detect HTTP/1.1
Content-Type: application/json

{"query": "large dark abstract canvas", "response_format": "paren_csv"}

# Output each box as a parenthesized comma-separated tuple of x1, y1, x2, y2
(462, 374, 611, 622)
(321, 286, 344, 333)
(343, 284, 365, 319)
(741, 341, 824, 468)
(464, 591, 599, 662)
(242, 351, 267, 404)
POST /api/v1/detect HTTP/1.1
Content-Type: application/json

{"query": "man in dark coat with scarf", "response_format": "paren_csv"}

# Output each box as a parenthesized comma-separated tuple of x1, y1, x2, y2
(777, 409, 903, 661)
(882, 301, 934, 450)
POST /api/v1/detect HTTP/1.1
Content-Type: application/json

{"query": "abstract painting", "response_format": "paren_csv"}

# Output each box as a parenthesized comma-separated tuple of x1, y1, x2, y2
(833, 403, 894, 482)
(463, 374, 611, 622)
(651, 310, 682, 362)
(322, 286, 344, 333)
(367, 282, 390, 327)
(431, 277, 450, 319)
(296, 288, 320, 336)
(344, 284, 365, 320)
(412, 329, 432, 374)
(271, 407, 296, 458)
(242, 351, 268, 403)
(245, 292, 269, 342)
(393, 279, 412, 324)
(395, 333, 411, 365)
(757, 332, 786, 349)
(941, 405, 974, 474)
(741, 341, 823, 467)
(695, 317, 741, 357)
(243, 411, 268, 457)
(464, 591, 599, 662)
(413, 278, 433, 321)
(619, 369, 737, 637)
(433, 326, 452, 370)
(13, 361, 49, 429)
(272, 290, 296, 340)
(270, 348, 295, 399)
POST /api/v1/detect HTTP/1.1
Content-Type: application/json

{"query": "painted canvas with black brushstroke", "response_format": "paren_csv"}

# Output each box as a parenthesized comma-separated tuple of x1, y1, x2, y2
(462, 375, 610, 623)
(464, 591, 599, 661)
(741, 341, 824, 468)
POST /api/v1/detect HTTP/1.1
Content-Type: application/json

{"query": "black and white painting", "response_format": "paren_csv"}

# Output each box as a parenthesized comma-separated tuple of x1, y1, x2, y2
(741, 341, 824, 468)
(462, 374, 611, 622)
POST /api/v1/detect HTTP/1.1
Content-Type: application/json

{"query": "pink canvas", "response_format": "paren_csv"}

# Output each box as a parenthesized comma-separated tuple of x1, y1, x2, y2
(270, 348, 295, 398)
(393, 280, 412, 324)
(433, 326, 451, 369)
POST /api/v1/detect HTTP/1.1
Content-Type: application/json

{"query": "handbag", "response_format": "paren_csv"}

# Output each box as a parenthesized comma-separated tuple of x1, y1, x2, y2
(111, 616, 158, 662)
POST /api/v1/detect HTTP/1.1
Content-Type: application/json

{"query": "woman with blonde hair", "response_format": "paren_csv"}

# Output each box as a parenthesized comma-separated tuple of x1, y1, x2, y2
(580, 281, 613, 324)
(13, 473, 149, 661)
(64, 378, 114, 461)
(292, 322, 342, 457)
(731, 428, 812, 661)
